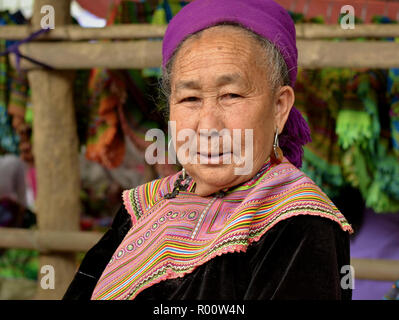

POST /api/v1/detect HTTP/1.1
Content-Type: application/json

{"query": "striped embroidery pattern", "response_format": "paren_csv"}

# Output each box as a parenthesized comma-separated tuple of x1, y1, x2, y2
(92, 158, 353, 300)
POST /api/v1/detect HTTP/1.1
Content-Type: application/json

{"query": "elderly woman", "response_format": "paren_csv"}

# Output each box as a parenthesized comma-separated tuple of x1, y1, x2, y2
(64, 0, 353, 300)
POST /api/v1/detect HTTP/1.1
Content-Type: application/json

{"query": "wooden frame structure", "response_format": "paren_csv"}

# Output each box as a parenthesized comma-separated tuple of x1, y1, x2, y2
(0, 0, 398, 299)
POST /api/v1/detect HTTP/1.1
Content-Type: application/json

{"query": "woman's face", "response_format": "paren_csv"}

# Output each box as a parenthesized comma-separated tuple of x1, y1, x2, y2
(169, 26, 294, 196)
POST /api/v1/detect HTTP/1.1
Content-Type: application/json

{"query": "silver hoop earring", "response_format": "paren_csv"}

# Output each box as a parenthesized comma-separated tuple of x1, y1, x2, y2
(182, 167, 186, 180)
(273, 129, 279, 153)
(271, 128, 283, 164)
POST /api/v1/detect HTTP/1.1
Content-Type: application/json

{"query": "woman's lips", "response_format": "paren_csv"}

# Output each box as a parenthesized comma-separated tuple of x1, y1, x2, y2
(196, 152, 233, 164)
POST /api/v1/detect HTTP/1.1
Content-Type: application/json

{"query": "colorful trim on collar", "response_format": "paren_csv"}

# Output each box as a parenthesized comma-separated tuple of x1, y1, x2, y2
(91, 158, 353, 300)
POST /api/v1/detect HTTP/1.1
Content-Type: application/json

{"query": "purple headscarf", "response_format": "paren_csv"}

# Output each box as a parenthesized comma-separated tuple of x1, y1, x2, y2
(162, 0, 311, 168)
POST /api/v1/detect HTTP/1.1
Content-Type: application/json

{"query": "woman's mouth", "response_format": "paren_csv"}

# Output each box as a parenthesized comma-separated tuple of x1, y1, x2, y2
(196, 152, 233, 164)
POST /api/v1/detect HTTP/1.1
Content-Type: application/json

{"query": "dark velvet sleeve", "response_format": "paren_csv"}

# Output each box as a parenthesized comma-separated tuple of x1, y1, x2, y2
(244, 215, 352, 300)
(63, 206, 132, 300)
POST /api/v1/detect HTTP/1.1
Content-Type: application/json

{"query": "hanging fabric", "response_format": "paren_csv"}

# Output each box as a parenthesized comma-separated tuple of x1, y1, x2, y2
(85, 1, 179, 177)
(296, 13, 399, 214)
(0, 10, 29, 155)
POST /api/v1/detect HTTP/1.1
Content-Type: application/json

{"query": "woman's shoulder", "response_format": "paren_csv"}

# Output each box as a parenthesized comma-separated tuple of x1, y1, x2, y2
(249, 214, 351, 266)
(251, 158, 354, 235)
(244, 213, 352, 300)
(272, 214, 349, 238)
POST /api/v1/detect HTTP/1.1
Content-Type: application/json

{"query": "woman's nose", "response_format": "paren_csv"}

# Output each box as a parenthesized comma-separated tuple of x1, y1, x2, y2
(197, 98, 225, 132)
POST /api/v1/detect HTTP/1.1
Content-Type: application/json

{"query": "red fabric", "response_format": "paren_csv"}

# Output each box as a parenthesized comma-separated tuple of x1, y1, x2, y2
(277, 0, 399, 24)
(76, 0, 122, 19)
(77, 0, 399, 23)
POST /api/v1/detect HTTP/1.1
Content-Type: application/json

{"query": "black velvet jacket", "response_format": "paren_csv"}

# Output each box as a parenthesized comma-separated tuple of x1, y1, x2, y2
(63, 205, 352, 300)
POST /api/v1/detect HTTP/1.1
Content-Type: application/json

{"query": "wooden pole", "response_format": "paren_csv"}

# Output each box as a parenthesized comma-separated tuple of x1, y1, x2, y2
(2, 24, 399, 40)
(28, 0, 80, 300)
(295, 23, 399, 39)
(0, 228, 103, 253)
(18, 40, 163, 69)
(13, 40, 399, 70)
(297, 40, 399, 68)
(351, 258, 399, 282)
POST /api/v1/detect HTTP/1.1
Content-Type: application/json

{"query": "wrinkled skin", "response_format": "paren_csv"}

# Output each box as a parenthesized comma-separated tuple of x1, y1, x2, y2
(169, 25, 295, 196)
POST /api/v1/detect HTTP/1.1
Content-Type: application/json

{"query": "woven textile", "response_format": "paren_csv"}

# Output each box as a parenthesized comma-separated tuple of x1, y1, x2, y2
(91, 157, 353, 300)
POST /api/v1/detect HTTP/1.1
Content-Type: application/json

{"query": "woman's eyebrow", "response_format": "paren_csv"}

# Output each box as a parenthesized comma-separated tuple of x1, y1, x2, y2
(175, 73, 242, 92)
(175, 80, 201, 91)
(215, 73, 241, 86)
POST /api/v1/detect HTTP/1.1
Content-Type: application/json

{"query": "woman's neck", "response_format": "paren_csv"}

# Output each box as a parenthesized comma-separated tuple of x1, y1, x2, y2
(189, 158, 272, 197)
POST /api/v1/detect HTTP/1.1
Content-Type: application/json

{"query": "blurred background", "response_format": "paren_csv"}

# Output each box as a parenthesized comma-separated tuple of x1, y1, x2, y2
(0, 0, 398, 300)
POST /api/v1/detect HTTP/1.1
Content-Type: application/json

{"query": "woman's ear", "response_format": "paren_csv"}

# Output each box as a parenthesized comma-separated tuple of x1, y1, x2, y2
(274, 85, 295, 134)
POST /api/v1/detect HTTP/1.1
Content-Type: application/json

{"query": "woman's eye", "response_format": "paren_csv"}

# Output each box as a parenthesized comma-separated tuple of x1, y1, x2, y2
(222, 93, 241, 99)
(180, 97, 199, 103)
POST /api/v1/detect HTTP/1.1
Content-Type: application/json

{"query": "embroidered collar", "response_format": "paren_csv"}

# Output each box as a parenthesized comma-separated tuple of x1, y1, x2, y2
(92, 157, 353, 300)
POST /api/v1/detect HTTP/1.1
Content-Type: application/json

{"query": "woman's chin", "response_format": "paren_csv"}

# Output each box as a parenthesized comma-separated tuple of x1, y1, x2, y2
(187, 163, 248, 196)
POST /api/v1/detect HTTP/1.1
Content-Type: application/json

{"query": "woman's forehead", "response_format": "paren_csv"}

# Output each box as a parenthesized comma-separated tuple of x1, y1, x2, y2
(171, 28, 265, 87)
